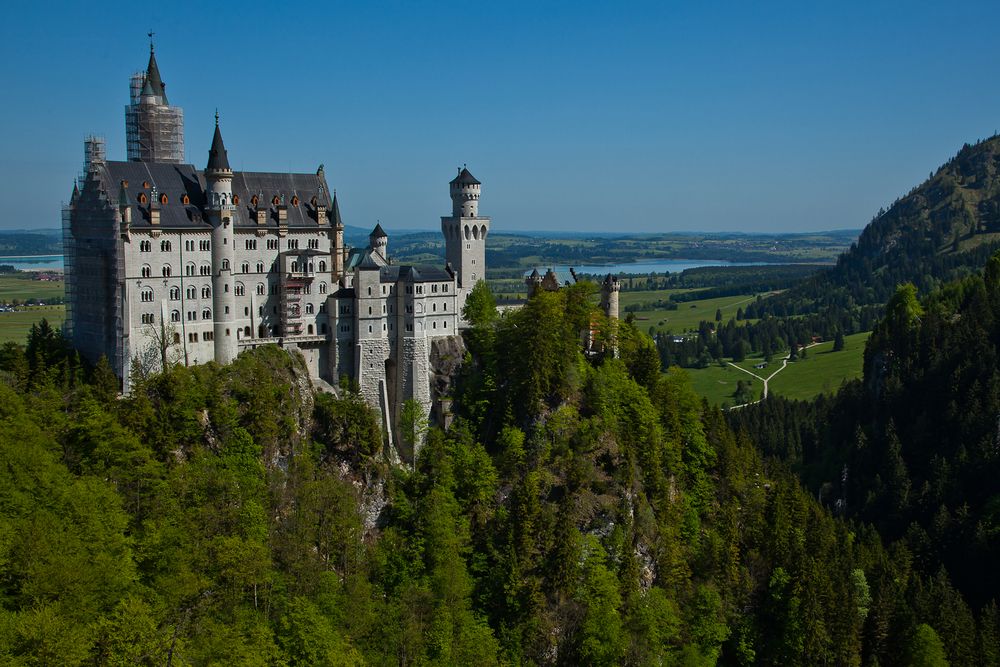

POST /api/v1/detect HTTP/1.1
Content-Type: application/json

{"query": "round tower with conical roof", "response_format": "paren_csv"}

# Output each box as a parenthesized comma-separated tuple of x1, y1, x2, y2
(205, 115, 238, 364)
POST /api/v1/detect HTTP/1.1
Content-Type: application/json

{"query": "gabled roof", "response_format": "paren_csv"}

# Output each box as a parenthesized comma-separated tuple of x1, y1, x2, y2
(206, 119, 231, 172)
(450, 166, 480, 185)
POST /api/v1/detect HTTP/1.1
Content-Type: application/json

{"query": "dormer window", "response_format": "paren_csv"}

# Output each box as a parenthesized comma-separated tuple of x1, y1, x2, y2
(159, 193, 168, 205)
(251, 195, 259, 207)
(272, 195, 280, 206)
(138, 193, 148, 205)
(291, 195, 299, 207)
(310, 196, 318, 207)
(182, 194, 190, 205)
(232, 194, 240, 206)
(142, 181, 150, 189)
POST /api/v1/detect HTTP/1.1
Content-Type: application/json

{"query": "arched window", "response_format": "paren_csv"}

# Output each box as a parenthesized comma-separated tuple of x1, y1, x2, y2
(235, 282, 245, 296)
(141, 264, 151, 278)
(256, 261, 265, 273)
(241, 262, 249, 273)
(200, 264, 211, 276)
(319, 282, 327, 294)
(169, 286, 180, 300)
(186, 286, 196, 299)
(256, 283, 265, 295)
(367, 286, 372, 296)
(221, 259, 230, 271)
(140, 287, 153, 302)
(306, 303, 314, 314)
(291, 261, 299, 273)
(244, 326, 251, 337)
(186, 262, 196, 276)
(307, 324, 313, 334)
(319, 260, 326, 272)
(161, 239, 171, 252)
(162, 265, 171, 277)
(170, 310, 180, 322)
(202, 308, 211, 320)
(139, 240, 151, 252)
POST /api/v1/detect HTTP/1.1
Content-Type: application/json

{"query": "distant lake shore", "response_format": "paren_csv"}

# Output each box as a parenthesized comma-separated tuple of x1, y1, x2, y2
(0, 255, 64, 271)
(525, 259, 804, 276)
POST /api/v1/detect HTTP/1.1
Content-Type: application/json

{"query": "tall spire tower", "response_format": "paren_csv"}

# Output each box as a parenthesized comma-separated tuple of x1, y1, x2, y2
(125, 38, 185, 162)
(205, 115, 238, 364)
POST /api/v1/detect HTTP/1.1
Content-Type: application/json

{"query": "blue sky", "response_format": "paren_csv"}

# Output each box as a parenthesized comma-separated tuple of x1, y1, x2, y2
(1, 1, 998, 234)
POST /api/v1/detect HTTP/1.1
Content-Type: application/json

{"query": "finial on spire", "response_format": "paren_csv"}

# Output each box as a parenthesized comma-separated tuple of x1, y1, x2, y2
(214, 109, 219, 126)
(148, 30, 155, 52)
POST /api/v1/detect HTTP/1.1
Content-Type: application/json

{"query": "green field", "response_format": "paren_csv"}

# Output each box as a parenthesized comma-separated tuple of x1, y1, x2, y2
(683, 331, 871, 406)
(766, 331, 870, 400)
(683, 363, 763, 407)
(626, 291, 763, 334)
(0, 305, 66, 344)
(0, 274, 64, 303)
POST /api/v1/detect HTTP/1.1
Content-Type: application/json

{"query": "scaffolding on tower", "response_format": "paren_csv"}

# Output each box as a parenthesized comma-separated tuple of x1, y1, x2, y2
(125, 71, 184, 163)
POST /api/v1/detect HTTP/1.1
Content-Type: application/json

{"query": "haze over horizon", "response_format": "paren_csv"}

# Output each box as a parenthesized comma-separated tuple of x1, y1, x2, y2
(1, 1, 998, 236)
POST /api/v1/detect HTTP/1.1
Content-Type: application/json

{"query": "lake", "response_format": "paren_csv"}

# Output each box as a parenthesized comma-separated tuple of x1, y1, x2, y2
(525, 259, 769, 277)
(0, 255, 64, 271)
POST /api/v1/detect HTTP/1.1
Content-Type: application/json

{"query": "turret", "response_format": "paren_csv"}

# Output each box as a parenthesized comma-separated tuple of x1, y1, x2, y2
(204, 115, 238, 364)
(450, 166, 481, 217)
(370, 223, 388, 261)
(526, 268, 543, 296)
(600, 273, 620, 321)
(330, 190, 345, 277)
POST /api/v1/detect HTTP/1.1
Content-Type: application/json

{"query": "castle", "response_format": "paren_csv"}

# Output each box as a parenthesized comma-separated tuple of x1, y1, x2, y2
(62, 44, 488, 450)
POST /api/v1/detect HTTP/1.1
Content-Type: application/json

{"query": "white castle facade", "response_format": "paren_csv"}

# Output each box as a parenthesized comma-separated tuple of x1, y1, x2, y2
(63, 45, 488, 446)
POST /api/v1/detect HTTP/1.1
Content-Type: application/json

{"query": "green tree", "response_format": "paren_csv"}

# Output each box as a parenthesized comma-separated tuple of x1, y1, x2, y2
(909, 624, 949, 667)
(462, 279, 498, 328)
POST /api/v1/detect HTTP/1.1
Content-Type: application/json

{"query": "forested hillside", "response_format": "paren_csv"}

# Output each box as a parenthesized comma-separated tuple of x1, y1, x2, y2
(0, 288, 993, 664)
(756, 134, 1000, 316)
(731, 253, 1000, 664)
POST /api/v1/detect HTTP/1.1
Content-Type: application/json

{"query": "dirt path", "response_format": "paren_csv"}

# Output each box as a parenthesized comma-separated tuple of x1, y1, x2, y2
(726, 342, 821, 409)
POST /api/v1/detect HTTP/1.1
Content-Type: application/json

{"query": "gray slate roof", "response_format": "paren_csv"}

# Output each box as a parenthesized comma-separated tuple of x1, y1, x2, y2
(97, 161, 336, 229)
(206, 122, 230, 171)
(450, 166, 480, 185)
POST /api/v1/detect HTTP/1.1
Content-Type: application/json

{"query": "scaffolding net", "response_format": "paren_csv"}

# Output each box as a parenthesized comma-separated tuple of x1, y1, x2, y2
(125, 71, 185, 163)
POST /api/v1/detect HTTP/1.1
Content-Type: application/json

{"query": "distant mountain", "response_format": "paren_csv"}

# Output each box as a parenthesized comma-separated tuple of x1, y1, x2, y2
(763, 135, 1000, 314)
(0, 230, 63, 256)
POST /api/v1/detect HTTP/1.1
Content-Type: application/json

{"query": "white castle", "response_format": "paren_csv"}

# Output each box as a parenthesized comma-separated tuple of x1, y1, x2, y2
(62, 44, 488, 450)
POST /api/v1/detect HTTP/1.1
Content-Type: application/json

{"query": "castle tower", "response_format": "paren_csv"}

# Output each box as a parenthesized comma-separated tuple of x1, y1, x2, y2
(205, 115, 238, 364)
(600, 273, 620, 321)
(441, 167, 489, 306)
(370, 223, 388, 262)
(125, 41, 184, 163)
